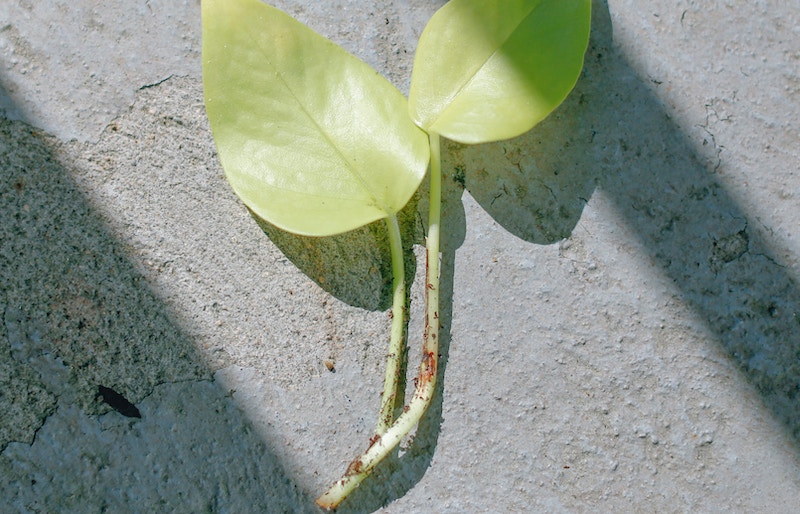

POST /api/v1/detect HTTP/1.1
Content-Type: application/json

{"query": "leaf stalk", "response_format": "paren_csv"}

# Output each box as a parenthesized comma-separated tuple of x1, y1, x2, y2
(316, 132, 442, 510)
(375, 214, 407, 435)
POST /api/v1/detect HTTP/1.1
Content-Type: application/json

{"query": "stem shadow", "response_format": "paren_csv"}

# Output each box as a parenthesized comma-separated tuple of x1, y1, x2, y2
(329, 155, 466, 513)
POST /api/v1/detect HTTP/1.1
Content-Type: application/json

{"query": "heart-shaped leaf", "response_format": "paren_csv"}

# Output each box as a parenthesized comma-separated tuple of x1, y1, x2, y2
(203, 0, 430, 236)
(408, 0, 591, 144)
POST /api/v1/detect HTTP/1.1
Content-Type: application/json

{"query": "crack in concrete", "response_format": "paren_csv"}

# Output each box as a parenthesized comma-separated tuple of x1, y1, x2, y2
(697, 98, 734, 174)
(137, 74, 175, 91)
(2, 305, 69, 450)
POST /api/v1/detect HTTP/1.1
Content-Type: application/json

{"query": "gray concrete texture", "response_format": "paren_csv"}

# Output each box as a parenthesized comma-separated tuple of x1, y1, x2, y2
(1, 0, 798, 512)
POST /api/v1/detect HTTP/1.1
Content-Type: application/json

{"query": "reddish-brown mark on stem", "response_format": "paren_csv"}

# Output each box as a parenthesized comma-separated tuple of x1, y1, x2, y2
(345, 457, 364, 476)
(419, 351, 437, 384)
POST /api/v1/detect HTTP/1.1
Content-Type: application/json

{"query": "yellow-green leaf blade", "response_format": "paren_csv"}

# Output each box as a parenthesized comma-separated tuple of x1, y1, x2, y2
(203, 0, 429, 236)
(408, 0, 591, 144)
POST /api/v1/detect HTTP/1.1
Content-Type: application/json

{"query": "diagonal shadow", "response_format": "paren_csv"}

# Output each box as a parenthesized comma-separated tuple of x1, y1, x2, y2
(458, 0, 800, 444)
(0, 77, 318, 511)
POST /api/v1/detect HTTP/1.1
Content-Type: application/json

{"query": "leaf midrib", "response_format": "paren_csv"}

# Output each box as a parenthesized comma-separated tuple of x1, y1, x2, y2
(427, 1, 545, 132)
(243, 11, 393, 216)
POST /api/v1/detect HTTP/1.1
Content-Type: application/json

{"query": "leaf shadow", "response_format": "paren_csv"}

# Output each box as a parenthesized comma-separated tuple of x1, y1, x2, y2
(450, 77, 594, 245)
(251, 195, 422, 313)
(458, 0, 800, 445)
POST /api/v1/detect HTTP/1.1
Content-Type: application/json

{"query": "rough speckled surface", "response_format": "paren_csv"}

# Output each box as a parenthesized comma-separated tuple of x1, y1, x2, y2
(1, 1, 798, 512)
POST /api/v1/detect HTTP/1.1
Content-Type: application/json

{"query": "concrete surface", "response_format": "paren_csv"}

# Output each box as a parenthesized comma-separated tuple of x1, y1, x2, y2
(1, 0, 799, 512)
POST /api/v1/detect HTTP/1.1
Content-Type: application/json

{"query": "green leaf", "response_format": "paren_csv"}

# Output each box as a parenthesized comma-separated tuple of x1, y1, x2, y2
(202, 0, 430, 236)
(408, 0, 591, 144)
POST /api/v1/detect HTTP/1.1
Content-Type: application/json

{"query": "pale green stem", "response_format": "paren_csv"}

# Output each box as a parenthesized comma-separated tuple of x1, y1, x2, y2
(317, 132, 442, 510)
(375, 214, 407, 435)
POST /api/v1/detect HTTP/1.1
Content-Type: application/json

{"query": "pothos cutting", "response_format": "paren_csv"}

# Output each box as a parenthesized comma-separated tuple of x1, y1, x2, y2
(202, 0, 591, 508)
